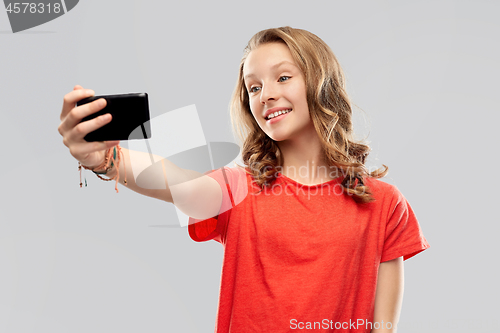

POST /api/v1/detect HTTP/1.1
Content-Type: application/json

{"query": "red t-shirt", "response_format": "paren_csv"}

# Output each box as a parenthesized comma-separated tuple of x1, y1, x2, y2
(188, 166, 430, 332)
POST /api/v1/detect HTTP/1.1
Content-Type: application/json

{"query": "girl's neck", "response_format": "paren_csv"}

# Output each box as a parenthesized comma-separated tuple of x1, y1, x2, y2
(277, 133, 337, 185)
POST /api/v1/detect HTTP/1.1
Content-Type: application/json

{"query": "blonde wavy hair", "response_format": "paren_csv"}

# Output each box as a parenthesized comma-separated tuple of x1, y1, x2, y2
(230, 26, 388, 203)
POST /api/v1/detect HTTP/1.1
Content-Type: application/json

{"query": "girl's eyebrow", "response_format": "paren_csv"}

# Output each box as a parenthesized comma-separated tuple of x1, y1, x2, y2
(244, 60, 296, 81)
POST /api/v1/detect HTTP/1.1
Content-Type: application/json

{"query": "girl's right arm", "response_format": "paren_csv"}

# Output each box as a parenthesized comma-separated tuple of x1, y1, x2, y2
(58, 85, 222, 220)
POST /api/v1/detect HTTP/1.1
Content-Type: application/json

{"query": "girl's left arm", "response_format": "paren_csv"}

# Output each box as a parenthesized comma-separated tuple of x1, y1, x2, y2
(372, 256, 404, 333)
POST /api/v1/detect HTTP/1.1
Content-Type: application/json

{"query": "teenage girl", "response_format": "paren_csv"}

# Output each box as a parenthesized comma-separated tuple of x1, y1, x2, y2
(58, 26, 429, 333)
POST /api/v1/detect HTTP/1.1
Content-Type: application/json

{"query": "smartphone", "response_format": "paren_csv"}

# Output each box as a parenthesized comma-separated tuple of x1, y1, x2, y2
(77, 92, 151, 142)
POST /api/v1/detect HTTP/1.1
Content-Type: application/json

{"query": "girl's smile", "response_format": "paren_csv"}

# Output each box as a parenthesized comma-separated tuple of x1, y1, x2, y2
(265, 107, 292, 124)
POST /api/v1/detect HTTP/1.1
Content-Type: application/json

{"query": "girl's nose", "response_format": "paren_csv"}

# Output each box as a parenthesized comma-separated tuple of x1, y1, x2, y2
(260, 84, 278, 104)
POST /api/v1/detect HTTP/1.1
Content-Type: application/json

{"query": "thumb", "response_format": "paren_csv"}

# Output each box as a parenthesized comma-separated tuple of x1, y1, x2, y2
(106, 140, 121, 148)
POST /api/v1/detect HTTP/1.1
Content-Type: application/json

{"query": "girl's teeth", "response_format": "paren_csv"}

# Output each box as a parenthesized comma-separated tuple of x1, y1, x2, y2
(267, 109, 291, 120)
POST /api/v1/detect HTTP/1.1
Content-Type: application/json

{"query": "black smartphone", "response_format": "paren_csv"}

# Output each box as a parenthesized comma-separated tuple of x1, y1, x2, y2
(77, 92, 151, 142)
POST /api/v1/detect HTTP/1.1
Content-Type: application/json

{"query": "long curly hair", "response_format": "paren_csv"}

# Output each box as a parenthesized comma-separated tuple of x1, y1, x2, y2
(229, 26, 388, 203)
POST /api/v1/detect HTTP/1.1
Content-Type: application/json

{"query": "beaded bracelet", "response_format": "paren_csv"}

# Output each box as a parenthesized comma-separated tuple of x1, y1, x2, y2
(91, 147, 115, 175)
(78, 144, 128, 193)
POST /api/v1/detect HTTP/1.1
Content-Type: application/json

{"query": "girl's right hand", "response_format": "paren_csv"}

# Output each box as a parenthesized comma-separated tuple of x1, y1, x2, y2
(58, 85, 120, 169)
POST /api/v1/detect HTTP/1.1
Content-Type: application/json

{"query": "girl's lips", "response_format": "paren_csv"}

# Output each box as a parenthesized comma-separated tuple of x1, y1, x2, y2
(266, 110, 292, 124)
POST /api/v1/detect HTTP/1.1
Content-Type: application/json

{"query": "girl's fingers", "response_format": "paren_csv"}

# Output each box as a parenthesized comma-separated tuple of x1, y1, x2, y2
(59, 85, 120, 164)
(60, 87, 95, 122)
(70, 110, 111, 141)
(60, 97, 107, 136)
(105, 140, 121, 147)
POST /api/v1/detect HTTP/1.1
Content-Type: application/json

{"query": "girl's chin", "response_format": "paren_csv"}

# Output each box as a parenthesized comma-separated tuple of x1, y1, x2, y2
(266, 134, 288, 142)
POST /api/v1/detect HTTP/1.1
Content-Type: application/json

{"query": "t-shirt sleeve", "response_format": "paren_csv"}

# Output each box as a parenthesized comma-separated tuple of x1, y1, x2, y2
(381, 185, 430, 262)
(187, 166, 247, 245)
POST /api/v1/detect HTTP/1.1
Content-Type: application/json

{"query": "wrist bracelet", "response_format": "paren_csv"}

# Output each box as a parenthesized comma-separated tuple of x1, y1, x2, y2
(78, 144, 127, 193)
(92, 147, 116, 174)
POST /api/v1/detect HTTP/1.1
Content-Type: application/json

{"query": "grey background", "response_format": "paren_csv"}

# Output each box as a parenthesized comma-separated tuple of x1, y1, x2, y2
(0, 0, 498, 332)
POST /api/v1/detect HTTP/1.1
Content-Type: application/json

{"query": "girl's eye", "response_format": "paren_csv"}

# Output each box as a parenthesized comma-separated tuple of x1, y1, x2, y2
(248, 76, 290, 93)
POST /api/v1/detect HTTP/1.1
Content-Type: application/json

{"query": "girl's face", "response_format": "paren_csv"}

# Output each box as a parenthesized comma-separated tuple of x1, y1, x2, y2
(243, 42, 313, 142)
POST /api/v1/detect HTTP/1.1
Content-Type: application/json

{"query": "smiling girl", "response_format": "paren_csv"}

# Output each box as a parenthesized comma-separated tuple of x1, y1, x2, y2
(188, 27, 430, 332)
(59, 26, 429, 333)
